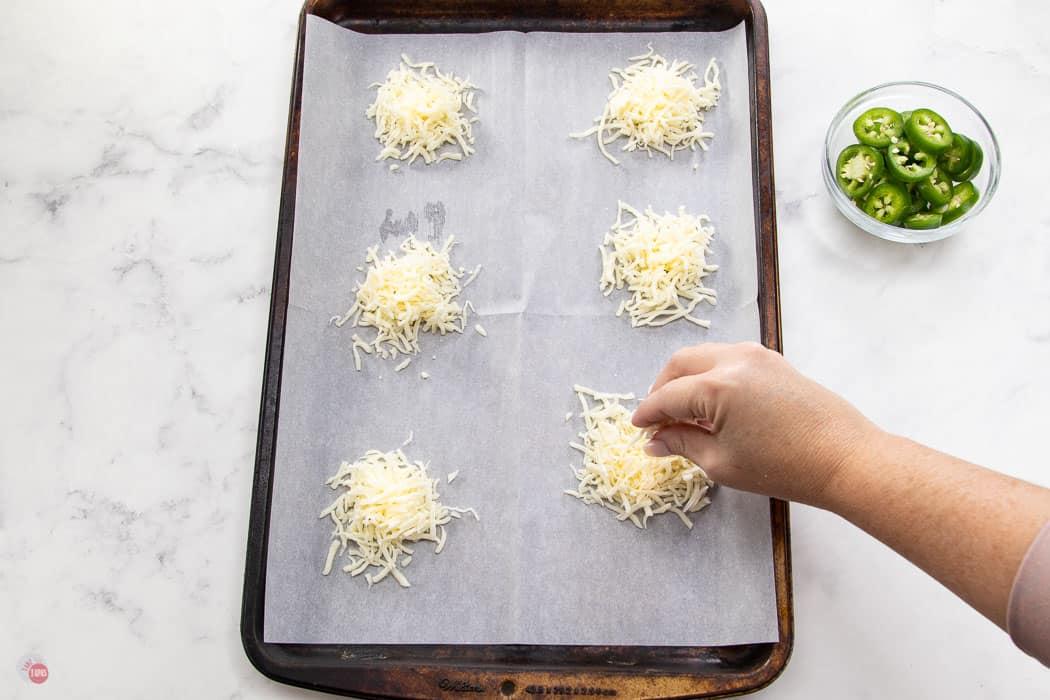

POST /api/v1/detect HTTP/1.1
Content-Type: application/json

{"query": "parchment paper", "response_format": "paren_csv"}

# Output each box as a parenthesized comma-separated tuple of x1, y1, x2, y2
(263, 16, 778, 646)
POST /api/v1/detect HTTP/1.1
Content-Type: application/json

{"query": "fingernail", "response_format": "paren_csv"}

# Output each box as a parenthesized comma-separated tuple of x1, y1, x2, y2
(645, 439, 670, 457)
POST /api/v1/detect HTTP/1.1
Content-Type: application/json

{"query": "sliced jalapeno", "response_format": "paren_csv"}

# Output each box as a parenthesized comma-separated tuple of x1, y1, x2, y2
(904, 109, 954, 154)
(852, 177, 886, 205)
(917, 167, 954, 207)
(954, 140, 984, 182)
(903, 212, 943, 230)
(836, 144, 884, 198)
(935, 181, 979, 223)
(902, 184, 926, 216)
(886, 138, 937, 183)
(862, 182, 911, 225)
(853, 107, 904, 148)
(938, 133, 974, 178)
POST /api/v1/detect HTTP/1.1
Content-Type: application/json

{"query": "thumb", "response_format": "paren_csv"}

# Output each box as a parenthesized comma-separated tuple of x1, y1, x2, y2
(645, 424, 719, 469)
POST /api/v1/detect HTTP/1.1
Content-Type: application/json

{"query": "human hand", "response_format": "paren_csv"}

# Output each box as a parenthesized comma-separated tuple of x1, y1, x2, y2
(632, 342, 879, 507)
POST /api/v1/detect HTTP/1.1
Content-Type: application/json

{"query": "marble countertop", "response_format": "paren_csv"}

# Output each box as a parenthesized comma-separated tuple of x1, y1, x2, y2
(2, 0, 1048, 697)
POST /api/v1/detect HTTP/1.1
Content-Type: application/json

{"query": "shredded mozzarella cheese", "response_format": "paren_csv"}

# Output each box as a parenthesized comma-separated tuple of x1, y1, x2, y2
(333, 236, 479, 363)
(366, 55, 478, 165)
(599, 201, 718, 328)
(319, 448, 476, 587)
(565, 385, 713, 529)
(463, 264, 483, 288)
(571, 46, 720, 165)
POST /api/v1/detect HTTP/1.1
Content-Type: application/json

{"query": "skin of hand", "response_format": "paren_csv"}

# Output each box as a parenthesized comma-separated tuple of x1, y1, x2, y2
(633, 342, 1050, 630)
(632, 342, 876, 508)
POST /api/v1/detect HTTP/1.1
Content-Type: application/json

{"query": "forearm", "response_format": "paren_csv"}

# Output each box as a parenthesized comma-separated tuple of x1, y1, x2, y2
(822, 431, 1050, 629)
(636, 343, 1050, 651)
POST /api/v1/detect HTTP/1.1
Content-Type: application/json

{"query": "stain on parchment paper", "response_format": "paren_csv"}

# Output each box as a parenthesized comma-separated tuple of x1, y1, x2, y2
(424, 201, 446, 243)
(377, 202, 447, 244)
(379, 209, 418, 242)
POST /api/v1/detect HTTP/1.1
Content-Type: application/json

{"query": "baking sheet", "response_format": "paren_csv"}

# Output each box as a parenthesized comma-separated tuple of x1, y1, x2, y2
(263, 15, 778, 646)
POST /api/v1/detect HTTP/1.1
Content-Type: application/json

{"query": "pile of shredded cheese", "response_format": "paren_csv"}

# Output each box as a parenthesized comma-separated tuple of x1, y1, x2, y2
(332, 235, 482, 367)
(600, 201, 718, 328)
(566, 385, 713, 529)
(366, 55, 478, 165)
(571, 47, 721, 165)
(320, 448, 477, 587)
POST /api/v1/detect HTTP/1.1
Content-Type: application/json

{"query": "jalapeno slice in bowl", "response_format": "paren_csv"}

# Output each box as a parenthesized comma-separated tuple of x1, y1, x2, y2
(936, 181, 979, 223)
(903, 184, 926, 216)
(954, 140, 984, 182)
(904, 109, 954, 154)
(938, 133, 974, 177)
(886, 138, 937, 183)
(836, 144, 884, 198)
(903, 212, 943, 229)
(853, 107, 904, 148)
(917, 167, 954, 207)
(862, 182, 911, 224)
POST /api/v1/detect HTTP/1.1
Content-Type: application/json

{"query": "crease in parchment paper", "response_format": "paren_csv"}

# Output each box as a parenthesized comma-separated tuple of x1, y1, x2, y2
(263, 16, 777, 647)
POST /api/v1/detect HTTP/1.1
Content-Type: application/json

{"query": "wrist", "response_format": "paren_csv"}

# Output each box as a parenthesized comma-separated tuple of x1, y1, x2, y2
(810, 424, 897, 514)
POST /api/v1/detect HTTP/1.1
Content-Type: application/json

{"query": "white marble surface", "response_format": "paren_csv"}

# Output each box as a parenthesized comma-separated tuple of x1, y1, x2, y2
(1, 0, 1048, 697)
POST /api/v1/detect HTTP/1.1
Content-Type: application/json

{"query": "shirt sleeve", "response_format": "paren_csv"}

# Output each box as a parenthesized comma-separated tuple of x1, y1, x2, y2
(1008, 520, 1050, 667)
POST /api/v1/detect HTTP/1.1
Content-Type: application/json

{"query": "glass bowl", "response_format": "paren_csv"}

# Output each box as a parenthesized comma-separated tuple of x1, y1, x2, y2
(823, 81, 1001, 244)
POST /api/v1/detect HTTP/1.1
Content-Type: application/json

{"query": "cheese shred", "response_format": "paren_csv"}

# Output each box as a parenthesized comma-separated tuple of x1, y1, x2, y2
(571, 47, 720, 166)
(366, 55, 478, 165)
(600, 201, 718, 328)
(566, 385, 713, 529)
(319, 448, 477, 588)
(333, 236, 479, 365)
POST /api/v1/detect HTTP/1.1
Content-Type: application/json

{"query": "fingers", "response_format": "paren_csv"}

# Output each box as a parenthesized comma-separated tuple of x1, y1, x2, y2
(649, 343, 734, 394)
(645, 424, 719, 469)
(632, 373, 718, 429)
